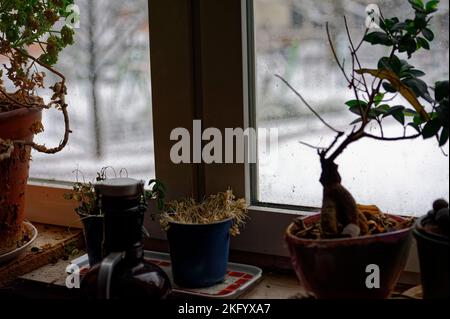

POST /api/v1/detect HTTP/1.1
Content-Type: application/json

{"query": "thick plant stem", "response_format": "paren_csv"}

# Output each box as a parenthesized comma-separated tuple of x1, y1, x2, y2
(319, 157, 368, 237)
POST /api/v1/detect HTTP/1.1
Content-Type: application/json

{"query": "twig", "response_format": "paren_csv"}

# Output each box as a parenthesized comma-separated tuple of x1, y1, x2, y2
(363, 133, 421, 141)
(299, 141, 327, 151)
(275, 74, 343, 134)
(326, 22, 352, 86)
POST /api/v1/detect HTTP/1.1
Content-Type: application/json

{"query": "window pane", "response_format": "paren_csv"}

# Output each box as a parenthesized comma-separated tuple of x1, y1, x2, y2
(30, 0, 155, 182)
(253, 0, 449, 215)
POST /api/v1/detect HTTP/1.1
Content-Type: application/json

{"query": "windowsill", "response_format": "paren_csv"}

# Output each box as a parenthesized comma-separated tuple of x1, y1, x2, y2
(0, 223, 84, 287)
(0, 222, 422, 299)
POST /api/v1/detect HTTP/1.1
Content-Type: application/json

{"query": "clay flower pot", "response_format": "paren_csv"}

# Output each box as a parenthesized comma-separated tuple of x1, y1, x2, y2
(0, 108, 42, 255)
(286, 214, 413, 299)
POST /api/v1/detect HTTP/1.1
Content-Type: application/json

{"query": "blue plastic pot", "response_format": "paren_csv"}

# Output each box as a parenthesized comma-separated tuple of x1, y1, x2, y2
(167, 218, 232, 288)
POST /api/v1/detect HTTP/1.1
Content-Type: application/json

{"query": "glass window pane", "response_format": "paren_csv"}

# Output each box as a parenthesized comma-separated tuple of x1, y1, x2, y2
(30, 0, 155, 182)
(253, 0, 449, 215)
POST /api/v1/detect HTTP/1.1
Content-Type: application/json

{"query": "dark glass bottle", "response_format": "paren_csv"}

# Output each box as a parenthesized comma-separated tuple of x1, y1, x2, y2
(81, 178, 171, 299)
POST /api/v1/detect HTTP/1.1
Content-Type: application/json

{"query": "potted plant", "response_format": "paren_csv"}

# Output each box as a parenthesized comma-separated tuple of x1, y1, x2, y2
(281, 0, 448, 299)
(0, 0, 76, 256)
(414, 199, 449, 299)
(64, 168, 108, 266)
(65, 167, 167, 266)
(160, 190, 248, 288)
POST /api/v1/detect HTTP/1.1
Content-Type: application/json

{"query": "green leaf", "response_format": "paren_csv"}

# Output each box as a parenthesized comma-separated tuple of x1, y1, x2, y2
(393, 112, 406, 125)
(391, 22, 409, 32)
(436, 100, 449, 128)
(409, 69, 426, 77)
(357, 68, 430, 120)
(374, 93, 385, 106)
(404, 108, 418, 117)
(365, 32, 394, 46)
(435, 81, 449, 101)
(422, 118, 442, 139)
(346, 100, 368, 108)
(399, 35, 417, 57)
(426, 0, 440, 13)
(349, 106, 368, 116)
(414, 114, 426, 126)
(440, 128, 449, 146)
(403, 77, 432, 101)
(383, 82, 398, 93)
(409, 0, 425, 7)
(408, 122, 422, 132)
(384, 106, 406, 125)
(417, 37, 430, 50)
(378, 56, 402, 75)
(422, 28, 435, 41)
(376, 104, 391, 114)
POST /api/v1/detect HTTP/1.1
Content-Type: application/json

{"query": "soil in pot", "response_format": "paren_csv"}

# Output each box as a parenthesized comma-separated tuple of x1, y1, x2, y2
(286, 206, 414, 299)
(0, 108, 42, 256)
(167, 218, 233, 288)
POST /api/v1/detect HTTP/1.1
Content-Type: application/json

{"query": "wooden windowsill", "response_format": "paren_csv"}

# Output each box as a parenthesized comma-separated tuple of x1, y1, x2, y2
(0, 223, 83, 287)
(0, 223, 422, 299)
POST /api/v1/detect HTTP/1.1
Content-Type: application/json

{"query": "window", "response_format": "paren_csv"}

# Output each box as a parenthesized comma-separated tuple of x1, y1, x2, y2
(251, 0, 449, 216)
(30, 0, 155, 183)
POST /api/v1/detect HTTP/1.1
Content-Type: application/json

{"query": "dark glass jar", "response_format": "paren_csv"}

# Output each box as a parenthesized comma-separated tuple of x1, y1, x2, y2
(81, 178, 171, 299)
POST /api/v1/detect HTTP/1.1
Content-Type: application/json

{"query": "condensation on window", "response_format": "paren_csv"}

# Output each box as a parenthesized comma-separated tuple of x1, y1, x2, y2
(30, 0, 155, 183)
(254, 0, 449, 216)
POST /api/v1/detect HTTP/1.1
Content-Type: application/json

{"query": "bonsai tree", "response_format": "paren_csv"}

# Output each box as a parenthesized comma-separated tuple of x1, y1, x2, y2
(278, 0, 449, 238)
(0, 0, 76, 254)
(0, 0, 76, 155)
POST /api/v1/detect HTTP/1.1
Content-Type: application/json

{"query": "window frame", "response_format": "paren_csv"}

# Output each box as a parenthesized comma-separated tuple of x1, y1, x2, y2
(24, 0, 420, 275)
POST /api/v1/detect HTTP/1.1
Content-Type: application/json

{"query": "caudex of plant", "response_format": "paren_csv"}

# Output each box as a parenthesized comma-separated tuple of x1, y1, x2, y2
(0, 0, 76, 159)
(278, 0, 449, 238)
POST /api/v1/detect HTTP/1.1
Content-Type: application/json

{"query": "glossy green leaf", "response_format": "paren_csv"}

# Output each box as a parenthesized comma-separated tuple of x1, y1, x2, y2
(440, 128, 449, 146)
(422, 28, 435, 41)
(365, 32, 394, 46)
(435, 81, 449, 101)
(422, 118, 442, 139)
(417, 37, 430, 50)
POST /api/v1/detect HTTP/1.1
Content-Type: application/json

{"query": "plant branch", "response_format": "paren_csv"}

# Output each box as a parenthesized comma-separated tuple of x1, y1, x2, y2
(363, 133, 421, 141)
(299, 141, 327, 151)
(275, 74, 343, 134)
(326, 22, 352, 86)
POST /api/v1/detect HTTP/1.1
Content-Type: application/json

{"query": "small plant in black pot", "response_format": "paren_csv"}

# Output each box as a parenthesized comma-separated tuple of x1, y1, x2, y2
(414, 199, 449, 299)
(64, 168, 111, 266)
(160, 190, 248, 288)
(65, 168, 166, 266)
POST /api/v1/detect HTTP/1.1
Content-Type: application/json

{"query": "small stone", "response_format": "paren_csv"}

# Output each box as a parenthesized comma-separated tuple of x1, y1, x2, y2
(436, 208, 449, 227)
(342, 223, 361, 238)
(433, 199, 449, 213)
(427, 209, 436, 220)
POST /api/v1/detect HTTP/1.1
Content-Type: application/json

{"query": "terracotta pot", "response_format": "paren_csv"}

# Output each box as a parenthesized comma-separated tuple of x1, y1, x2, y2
(286, 214, 413, 299)
(0, 108, 42, 255)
